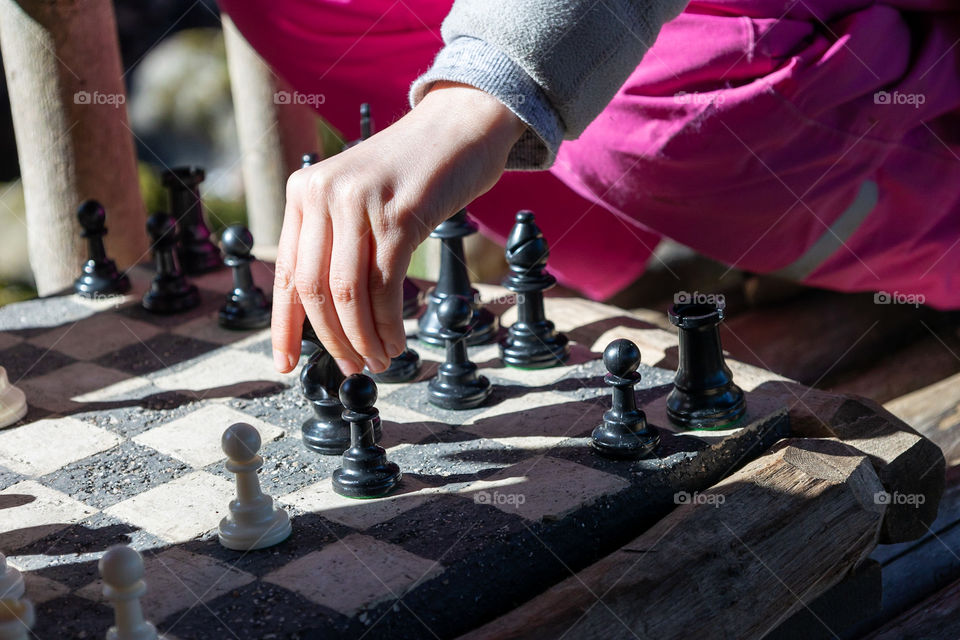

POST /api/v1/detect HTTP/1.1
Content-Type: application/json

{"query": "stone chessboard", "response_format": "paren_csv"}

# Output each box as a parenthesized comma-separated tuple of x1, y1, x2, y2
(0, 264, 792, 639)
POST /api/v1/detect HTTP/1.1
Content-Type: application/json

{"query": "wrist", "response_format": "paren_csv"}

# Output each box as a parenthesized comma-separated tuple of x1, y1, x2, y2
(419, 81, 525, 155)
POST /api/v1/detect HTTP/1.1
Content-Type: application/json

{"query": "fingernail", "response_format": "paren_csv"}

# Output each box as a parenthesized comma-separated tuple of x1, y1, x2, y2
(365, 357, 387, 373)
(386, 343, 402, 358)
(336, 358, 359, 375)
(274, 350, 293, 372)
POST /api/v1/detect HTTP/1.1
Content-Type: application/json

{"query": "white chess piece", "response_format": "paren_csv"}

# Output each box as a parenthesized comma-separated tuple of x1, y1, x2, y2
(218, 422, 291, 551)
(0, 598, 34, 640)
(0, 368, 26, 429)
(0, 555, 23, 601)
(99, 545, 157, 640)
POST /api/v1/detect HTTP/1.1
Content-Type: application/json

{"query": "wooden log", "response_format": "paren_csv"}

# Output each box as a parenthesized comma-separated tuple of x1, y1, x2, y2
(0, 0, 147, 294)
(765, 386, 945, 544)
(765, 558, 881, 640)
(863, 576, 960, 640)
(222, 15, 317, 248)
(458, 438, 886, 640)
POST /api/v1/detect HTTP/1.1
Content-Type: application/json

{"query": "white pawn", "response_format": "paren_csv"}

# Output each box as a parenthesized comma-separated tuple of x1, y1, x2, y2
(218, 422, 291, 551)
(0, 368, 26, 429)
(0, 555, 23, 601)
(99, 545, 157, 640)
(0, 598, 34, 640)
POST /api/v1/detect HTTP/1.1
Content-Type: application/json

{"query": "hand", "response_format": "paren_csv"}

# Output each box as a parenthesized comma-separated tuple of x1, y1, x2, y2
(272, 83, 525, 375)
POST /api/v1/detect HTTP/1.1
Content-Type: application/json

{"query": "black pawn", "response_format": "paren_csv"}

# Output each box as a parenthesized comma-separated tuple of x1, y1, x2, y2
(418, 210, 498, 346)
(332, 374, 401, 498)
(142, 212, 200, 314)
(591, 339, 660, 459)
(218, 225, 270, 329)
(427, 296, 492, 410)
(301, 152, 321, 169)
(666, 301, 746, 429)
(302, 343, 381, 454)
(500, 211, 569, 368)
(73, 200, 130, 298)
(162, 166, 222, 274)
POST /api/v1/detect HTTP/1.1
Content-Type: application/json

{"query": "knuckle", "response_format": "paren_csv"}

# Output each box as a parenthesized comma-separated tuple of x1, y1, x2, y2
(328, 275, 359, 306)
(273, 263, 295, 292)
(294, 272, 326, 306)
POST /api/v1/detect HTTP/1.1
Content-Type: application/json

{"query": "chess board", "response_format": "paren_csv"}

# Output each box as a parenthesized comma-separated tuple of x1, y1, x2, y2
(0, 264, 791, 639)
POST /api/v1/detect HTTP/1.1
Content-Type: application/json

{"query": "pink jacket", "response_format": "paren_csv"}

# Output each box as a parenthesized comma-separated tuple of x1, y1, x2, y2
(220, 0, 960, 307)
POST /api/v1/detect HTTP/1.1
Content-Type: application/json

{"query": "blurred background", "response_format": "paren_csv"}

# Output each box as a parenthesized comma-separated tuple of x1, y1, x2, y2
(0, 0, 512, 307)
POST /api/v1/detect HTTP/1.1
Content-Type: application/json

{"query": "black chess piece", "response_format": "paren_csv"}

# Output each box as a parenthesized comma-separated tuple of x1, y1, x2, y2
(402, 277, 421, 319)
(666, 301, 746, 429)
(499, 211, 569, 368)
(142, 212, 200, 314)
(73, 200, 131, 298)
(301, 152, 321, 169)
(332, 374, 401, 498)
(342, 102, 373, 151)
(418, 209, 498, 346)
(365, 278, 422, 382)
(591, 339, 660, 459)
(427, 296, 492, 410)
(162, 166, 222, 274)
(302, 343, 381, 454)
(366, 346, 420, 384)
(218, 225, 270, 330)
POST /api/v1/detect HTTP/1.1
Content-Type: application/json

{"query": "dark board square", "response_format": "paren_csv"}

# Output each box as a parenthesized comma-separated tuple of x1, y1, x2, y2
(0, 341, 76, 382)
(94, 333, 221, 376)
(41, 440, 192, 509)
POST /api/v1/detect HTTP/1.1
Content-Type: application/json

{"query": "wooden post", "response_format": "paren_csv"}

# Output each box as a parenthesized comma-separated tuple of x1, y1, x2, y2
(222, 15, 317, 249)
(459, 438, 886, 640)
(0, 0, 147, 295)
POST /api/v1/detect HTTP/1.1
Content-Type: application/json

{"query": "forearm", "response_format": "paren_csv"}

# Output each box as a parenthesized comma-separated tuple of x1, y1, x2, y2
(411, 0, 690, 169)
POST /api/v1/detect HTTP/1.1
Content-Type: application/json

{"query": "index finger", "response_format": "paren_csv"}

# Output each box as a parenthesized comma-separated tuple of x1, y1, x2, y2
(271, 175, 307, 373)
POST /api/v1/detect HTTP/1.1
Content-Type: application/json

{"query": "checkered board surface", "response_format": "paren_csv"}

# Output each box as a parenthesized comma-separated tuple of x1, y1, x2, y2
(0, 264, 790, 639)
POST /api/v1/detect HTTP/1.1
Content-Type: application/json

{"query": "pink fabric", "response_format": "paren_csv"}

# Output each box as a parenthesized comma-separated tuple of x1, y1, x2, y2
(219, 0, 960, 307)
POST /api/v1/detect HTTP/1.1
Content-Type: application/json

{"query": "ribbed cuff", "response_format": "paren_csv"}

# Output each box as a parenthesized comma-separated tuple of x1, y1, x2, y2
(409, 36, 564, 170)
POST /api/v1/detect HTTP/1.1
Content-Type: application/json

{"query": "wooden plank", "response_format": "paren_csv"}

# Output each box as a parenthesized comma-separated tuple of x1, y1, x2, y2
(720, 290, 935, 387)
(458, 438, 886, 640)
(862, 576, 960, 640)
(885, 370, 960, 467)
(828, 330, 960, 405)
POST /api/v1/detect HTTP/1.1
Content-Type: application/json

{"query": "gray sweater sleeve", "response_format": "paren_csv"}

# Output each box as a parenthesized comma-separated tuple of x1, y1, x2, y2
(409, 0, 689, 169)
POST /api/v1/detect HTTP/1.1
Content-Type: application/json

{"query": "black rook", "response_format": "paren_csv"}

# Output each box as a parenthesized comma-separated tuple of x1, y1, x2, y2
(666, 301, 746, 429)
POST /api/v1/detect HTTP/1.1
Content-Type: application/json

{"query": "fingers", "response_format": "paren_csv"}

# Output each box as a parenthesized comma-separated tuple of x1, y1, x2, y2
(328, 211, 391, 372)
(295, 206, 365, 375)
(271, 175, 307, 373)
(369, 241, 410, 360)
